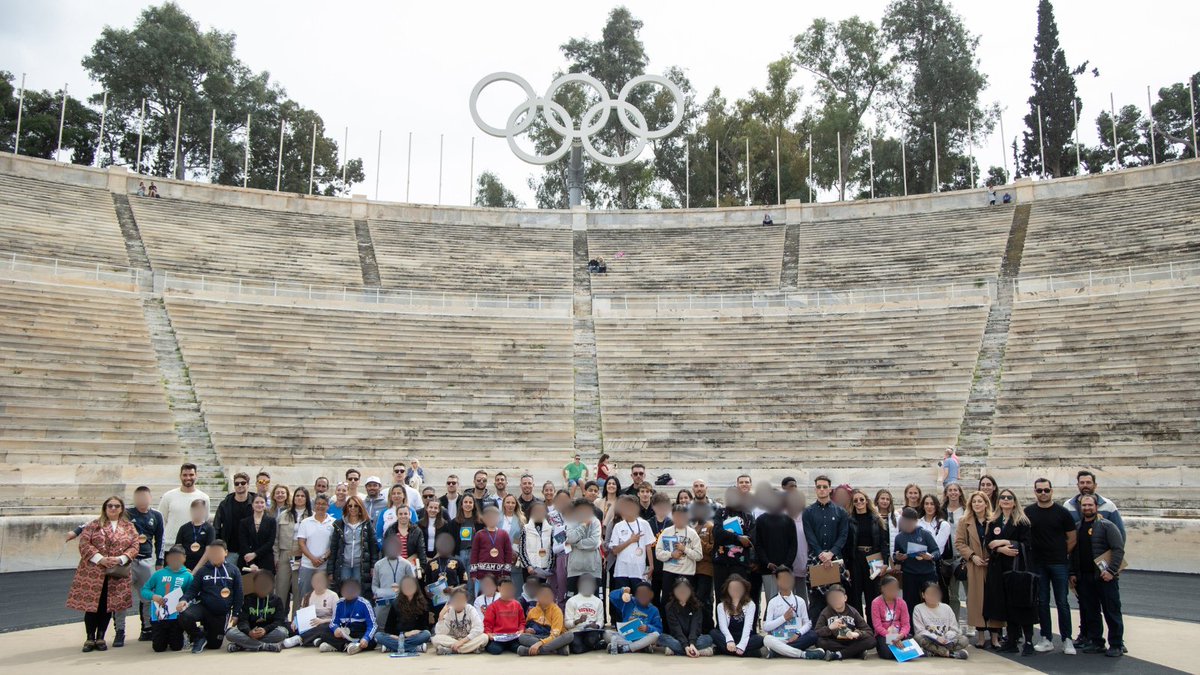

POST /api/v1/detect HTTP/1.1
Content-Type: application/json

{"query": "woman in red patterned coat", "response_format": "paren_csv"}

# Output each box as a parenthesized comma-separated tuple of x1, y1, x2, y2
(66, 496, 141, 652)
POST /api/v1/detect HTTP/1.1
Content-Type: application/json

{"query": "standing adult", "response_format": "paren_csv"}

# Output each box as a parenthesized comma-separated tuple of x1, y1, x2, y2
(254, 471, 273, 502)
(1063, 471, 1125, 540)
(453, 494, 481, 570)
(344, 468, 363, 499)
(237, 493, 277, 573)
(802, 475, 849, 621)
(213, 473, 254, 567)
(754, 489, 797, 606)
(845, 489, 887, 615)
(158, 463, 210, 549)
(383, 504, 426, 571)
(275, 486, 311, 615)
(939, 447, 961, 489)
(440, 474, 463, 520)
(690, 479, 722, 516)
(1025, 478, 1077, 654)
(329, 496, 379, 597)
(313, 477, 331, 503)
(786, 490, 809, 603)
(362, 476, 388, 522)
(955, 490, 1003, 648)
(296, 494, 337, 600)
(977, 475, 999, 510)
(918, 494, 952, 597)
(1069, 494, 1125, 657)
(516, 474, 541, 517)
(492, 472, 511, 506)
(467, 470, 492, 508)
(125, 485, 164, 645)
(983, 488, 1035, 655)
(942, 482, 967, 630)
(67, 496, 140, 652)
(621, 464, 649, 496)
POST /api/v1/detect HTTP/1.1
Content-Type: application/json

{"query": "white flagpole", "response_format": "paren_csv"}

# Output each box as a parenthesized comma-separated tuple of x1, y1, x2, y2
(1080, 98, 1089, 176)
(684, 138, 690, 208)
(243, 113, 251, 188)
(901, 136, 908, 196)
(208, 108, 216, 178)
(309, 121, 317, 195)
(745, 136, 750, 206)
(1191, 78, 1199, 158)
(437, 133, 444, 205)
(135, 99, 145, 174)
(835, 130, 843, 201)
(55, 84, 68, 161)
(377, 130, 384, 201)
(715, 138, 719, 206)
(932, 121, 940, 192)
(95, 91, 108, 167)
(1146, 85, 1156, 165)
(807, 134, 813, 203)
(1109, 92, 1120, 166)
(868, 133, 875, 199)
(173, 104, 182, 178)
(12, 73, 25, 155)
(276, 118, 286, 191)
(405, 131, 412, 202)
(1036, 103, 1046, 177)
(775, 135, 781, 205)
(468, 136, 474, 206)
(342, 127, 349, 188)
(966, 116, 974, 188)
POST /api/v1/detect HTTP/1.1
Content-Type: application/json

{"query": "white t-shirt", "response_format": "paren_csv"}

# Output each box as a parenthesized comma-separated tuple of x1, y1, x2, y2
(473, 592, 501, 614)
(608, 518, 654, 578)
(159, 487, 210, 548)
(295, 514, 336, 569)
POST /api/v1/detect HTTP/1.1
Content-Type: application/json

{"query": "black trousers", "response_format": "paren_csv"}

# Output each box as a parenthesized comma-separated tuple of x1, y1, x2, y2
(570, 629, 605, 653)
(309, 624, 368, 651)
(848, 550, 881, 615)
(694, 573, 715, 632)
(180, 603, 229, 648)
(151, 619, 185, 652)
(83, 577, 112, 641)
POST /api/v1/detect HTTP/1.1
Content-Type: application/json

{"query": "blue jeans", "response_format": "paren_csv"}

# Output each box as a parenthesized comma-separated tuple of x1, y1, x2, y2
(375, 629, 431, 653)
(1034, 563, 1071, 641)
(657, 633, 713, 654)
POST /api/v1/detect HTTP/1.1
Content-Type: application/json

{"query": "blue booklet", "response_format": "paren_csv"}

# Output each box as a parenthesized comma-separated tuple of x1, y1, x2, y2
(889, 639, 924, 662)
(722, 517, 743, 536)
(426, 579, 449, 606)
(617, 619, 645, 639)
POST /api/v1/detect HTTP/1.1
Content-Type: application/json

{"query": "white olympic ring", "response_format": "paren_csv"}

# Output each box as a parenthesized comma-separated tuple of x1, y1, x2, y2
(469, 71, 684, 167)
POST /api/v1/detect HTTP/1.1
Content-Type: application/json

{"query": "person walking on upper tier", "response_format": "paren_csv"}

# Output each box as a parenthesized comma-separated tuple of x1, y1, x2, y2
(1063, 470, 1126, 540)
(67, 496, 141, 653)
(1070, 494, 1126, 658)
(1025, 478, 1077, 655)
(159, 463, 210, 549)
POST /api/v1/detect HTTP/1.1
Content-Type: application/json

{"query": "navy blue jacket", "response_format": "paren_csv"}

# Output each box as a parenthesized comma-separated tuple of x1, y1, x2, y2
(184, 560, 243, 616)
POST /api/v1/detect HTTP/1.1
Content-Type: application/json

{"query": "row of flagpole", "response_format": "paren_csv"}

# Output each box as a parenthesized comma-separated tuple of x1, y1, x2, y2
(9, 72, 1200, 207)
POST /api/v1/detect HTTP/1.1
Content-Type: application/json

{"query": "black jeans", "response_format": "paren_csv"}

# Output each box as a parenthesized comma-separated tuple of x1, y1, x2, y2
(83, 577, 112, 641)
(570, 629, 605, 653)
(179, 603, 229, 648)
(694, 573, 714, 632)
(151, 619, 185, 652)
(901, 571, 937, 620)
(1077, 574, 1123, 648)
(848, 550, 881, 615)
(485, 638, 521, 654)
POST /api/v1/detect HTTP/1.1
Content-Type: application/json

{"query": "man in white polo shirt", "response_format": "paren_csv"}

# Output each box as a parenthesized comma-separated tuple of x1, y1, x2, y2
(296, 493, 337, 600)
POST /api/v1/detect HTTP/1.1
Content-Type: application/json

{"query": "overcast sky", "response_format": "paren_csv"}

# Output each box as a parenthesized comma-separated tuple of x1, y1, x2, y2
(1, 0, 1196, 206)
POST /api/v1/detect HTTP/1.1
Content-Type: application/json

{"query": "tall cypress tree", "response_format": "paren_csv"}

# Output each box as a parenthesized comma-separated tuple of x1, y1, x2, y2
(1020, 0, 1081, 177)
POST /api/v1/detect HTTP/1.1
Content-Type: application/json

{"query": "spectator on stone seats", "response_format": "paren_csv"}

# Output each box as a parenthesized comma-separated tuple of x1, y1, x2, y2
(148, 182, 159, 198)
(136, 181, 146, 197)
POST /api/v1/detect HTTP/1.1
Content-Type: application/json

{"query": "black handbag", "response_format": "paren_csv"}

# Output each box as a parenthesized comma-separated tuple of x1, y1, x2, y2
(936, 522, 957, 582)
(952, 557, 968, 582)
(1002, 543, 1040, 609)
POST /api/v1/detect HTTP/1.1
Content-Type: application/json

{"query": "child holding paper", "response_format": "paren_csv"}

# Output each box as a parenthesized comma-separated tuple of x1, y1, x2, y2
(484, 578, 526, 654)
(607, 581, 662, 654)
(140, 545, 193, 652)
(287, 570, 337, 648)
(655, 504, 702, 607)
(762, 567, 824, 659)
(870, 575, 911, 660)
(912, 581, 969, 659)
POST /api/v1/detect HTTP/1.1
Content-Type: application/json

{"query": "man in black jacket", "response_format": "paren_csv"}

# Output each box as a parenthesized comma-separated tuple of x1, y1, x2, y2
(212, 472, 253, 567)
(179, 540, 243, 653)
(224, 571, 288, 652)
(755, 489, 797, 606)
(1069, 494, 1125, 658)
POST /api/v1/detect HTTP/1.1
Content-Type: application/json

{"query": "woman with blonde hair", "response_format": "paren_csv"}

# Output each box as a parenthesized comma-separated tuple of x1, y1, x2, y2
(983, 488, 1034, 654)
(956, 490, 1003, 649)
(275, 486, 309, 615)
(67, 496, 140, 652)
(846, 489, 888, 614)
(375, 485, 414, 548)
(328, 496, 379, 597)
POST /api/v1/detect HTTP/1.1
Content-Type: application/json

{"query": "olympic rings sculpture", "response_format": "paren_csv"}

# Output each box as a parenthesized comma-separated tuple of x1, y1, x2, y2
(469, 72, 684, 166)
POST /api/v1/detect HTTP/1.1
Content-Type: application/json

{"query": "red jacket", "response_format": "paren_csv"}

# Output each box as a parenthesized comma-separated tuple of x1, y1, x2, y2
(483, 598, 525, 635)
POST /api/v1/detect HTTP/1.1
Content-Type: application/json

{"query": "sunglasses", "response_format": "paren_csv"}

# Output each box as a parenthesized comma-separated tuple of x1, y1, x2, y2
(257, 478, 269, 484)
(447, 481, 457, 486)
(234, 481, 248, 487)
(999, 495, 1015, 501)
(1034, 488, 1052, 494)
(632, 472, 645, 477)
(105, 503, 123, 510)
(348, 477, 360, 481)
(853, 498, 867, 504)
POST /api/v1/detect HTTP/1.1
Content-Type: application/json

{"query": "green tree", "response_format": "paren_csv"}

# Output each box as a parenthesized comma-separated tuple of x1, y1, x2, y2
(793, 16, 895, 200)
(529, 7, 689, 209)
(1086, 104, 1152, 172)
(1148, 73, 1199, 160)
(474, 170, 522, 208)
(883, 0, 993, 193)
(0, 72, 101, 164)
(1019, 0, 1091, 178)
(81, 2, 361, 193)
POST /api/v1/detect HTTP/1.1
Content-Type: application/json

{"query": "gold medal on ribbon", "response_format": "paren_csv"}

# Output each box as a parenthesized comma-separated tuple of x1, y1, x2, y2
(220, 587, 231, 599)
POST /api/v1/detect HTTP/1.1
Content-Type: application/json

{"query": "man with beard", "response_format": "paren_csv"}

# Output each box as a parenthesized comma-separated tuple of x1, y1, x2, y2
(159, 463, 210, 549)
(493, 472, 511, 507)
(689, 479, 722, 519)
(1063, 471, 1125, 540)
(213, 472, 254, 567)
(468, 470, 492, 507)
(1069, 494, 1125, 658)
(516, 474, 542, 517)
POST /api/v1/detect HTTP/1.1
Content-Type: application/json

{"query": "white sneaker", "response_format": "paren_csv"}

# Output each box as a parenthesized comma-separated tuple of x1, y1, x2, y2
(318, 642, 337, 653)
(345, 641, 362, 655)
(1034, 637, 1054, 653)
(281, 635, 302, 649)
(1063, 640, 1076, 655)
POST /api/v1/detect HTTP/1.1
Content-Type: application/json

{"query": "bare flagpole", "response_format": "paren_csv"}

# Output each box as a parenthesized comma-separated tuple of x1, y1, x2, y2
(95, 91, 108, 167)
(468, 136, 475, 206)
(342, 127, 349, 188)
(715, 138, 720, 206)
(836, 131, 843, 201)
(901, 136, 908, 196)
(775, 135, 781, 206)
(207, 108, 216, 178)
(1146, 85, 1157, 165)
(55, 84, 68, 161)
(807, 134, 813, 203)
(135, 99, 145, 174)
(998, 113, 1008, 183)
(868, 133, 875, 199)
(243, 113, 251, 188)
(276, 118, 286, 191)
(172, 104, 182, 178)
(308, 121, 317, 195)
(405, 131, 413, 202)
(745, 137, 750, 206)
(437, 133, 444, 205)
(932, 121, 941, 192)
(1036, 103, 1046, 177)
(685, 138, 690, 208)
(1073, 99, 1082, 175)
(377, 130, 384, 201)
(966, 116, 974, 188)
(1191, 77, 1199, 158)
(1109, 92, 1120, 166)
(12, 73, 25, 155)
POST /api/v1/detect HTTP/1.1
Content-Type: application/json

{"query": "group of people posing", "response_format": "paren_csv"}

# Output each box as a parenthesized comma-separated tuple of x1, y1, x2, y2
(64, 457, 1128, 661)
